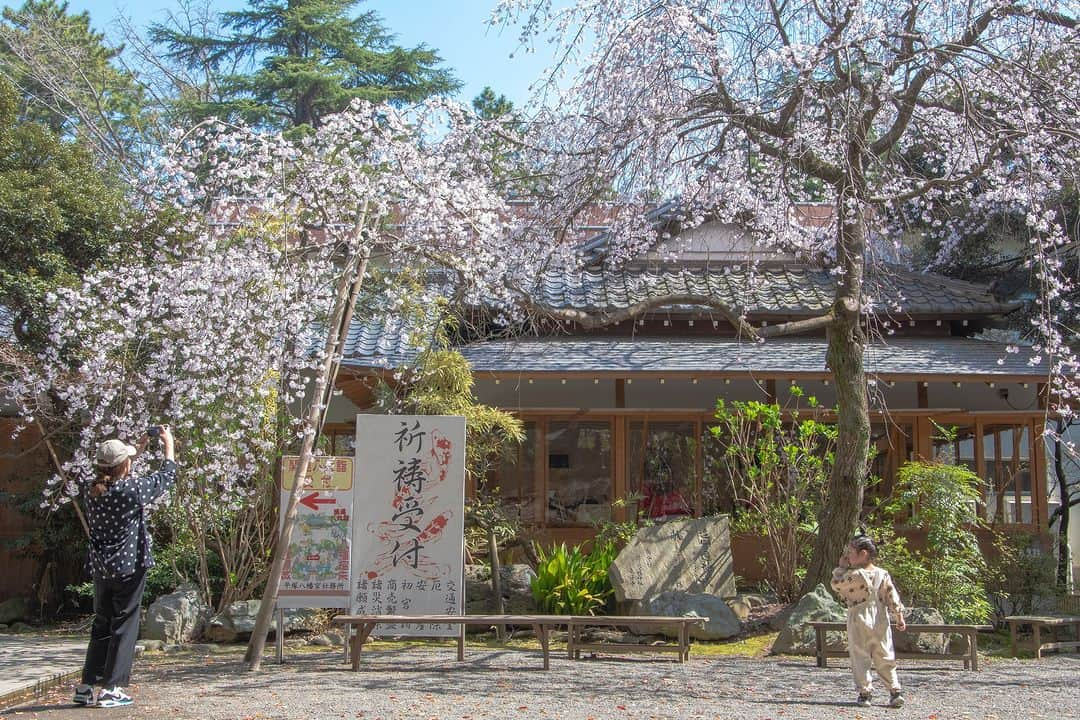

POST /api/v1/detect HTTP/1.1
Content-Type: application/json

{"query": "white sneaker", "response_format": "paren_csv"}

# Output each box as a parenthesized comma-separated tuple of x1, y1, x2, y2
(96, 687, 133, 708)
(73, 684, 95, 706)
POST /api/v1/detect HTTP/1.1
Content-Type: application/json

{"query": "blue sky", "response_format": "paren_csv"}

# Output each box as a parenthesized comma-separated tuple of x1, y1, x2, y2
(60, 0, 554, 108)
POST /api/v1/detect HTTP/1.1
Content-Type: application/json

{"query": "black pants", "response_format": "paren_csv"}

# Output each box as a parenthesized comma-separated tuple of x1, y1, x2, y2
(81, 569, 146, 688)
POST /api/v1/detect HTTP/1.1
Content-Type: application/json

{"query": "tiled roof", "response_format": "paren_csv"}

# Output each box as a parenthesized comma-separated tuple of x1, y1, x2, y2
(455, 337, 1044, 378)
(528, 265, 1016, 316)
(339, 265, 1020, 371)
(341, 312, 435, 369)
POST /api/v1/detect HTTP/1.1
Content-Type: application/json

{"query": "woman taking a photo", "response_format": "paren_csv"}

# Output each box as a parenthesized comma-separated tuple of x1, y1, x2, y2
(74, 425, 176, 708)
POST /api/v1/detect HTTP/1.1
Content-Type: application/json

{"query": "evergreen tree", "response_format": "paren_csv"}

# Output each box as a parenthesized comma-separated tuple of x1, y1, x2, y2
(150, 0, 460, 131)
(472, 86, 512, 120)
(0, 78, 127, 347)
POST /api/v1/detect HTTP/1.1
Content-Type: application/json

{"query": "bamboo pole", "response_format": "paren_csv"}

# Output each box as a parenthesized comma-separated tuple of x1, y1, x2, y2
(245, 230, 371, 670)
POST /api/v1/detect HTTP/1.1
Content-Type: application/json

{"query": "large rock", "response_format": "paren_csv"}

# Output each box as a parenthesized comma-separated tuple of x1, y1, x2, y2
(630, 591, 742, 640)
(771, 583, 846, 655)
(205, 600, 321, 643)
(141, 585, 210, 643)
(609, 517, 735, 603)
(893, 607, 946, 654)
(464, 564, 537, 615)
(0, 597, 28, 625)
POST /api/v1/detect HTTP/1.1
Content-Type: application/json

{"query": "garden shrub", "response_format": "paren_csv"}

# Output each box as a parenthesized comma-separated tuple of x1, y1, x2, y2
(986, 532, 1060, 618)
(872, 460, 991, 623)
(707, 387, 835, 601)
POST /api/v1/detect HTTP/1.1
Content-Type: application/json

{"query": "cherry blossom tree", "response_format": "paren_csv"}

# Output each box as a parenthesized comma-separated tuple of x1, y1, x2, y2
(9, 97, 560, 669)
(496, 0, 1079, 588)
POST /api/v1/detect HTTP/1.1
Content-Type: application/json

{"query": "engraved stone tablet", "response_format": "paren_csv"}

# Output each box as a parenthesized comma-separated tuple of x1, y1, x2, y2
(609, 516, 735, 602)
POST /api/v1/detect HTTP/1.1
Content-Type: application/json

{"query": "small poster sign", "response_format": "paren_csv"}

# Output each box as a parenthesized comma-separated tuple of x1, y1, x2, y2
(278, 455, 354, 608)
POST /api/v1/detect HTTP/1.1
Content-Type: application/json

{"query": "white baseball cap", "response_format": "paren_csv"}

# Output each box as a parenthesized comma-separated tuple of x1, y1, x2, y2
(95, 439, 137, 467)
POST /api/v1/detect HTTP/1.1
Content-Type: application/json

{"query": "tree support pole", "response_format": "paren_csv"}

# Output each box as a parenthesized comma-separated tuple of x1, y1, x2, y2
(246, 228, 371, 670)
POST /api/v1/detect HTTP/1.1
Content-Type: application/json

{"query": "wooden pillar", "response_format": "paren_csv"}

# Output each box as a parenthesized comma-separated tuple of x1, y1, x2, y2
(1031, 417, 1047, 528)
(694, 418, 704, 517)
(613, 416, 627, 523)
(917, 381, 928, 409)
(765, 379, 777, 404)
(974, 418, 987, 521)
(535, 418, 548, 527)
(615, 379, 626, 409)
(914, 416, 933, 461)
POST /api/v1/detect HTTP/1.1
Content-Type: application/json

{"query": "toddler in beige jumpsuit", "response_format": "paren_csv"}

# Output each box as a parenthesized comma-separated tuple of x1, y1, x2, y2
(831, 535, 907, 708)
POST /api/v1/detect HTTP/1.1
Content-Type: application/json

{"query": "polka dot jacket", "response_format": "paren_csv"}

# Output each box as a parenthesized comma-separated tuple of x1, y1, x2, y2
(85, 460, 177, 580)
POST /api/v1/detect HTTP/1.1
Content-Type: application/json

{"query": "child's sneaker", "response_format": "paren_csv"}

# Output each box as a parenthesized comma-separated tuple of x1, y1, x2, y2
(856, 692, 871, 707)
(889, 691, 905, 708)
(96, 687, 133, 708)
(72, 684, 95, 706)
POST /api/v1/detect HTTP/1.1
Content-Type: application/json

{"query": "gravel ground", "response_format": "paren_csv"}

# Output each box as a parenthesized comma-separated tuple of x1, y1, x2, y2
(2, 645, 1077, 720)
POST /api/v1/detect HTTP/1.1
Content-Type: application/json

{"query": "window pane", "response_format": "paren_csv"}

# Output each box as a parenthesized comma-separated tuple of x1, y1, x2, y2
(636, 422, 696, 520)
(702, 424, 736, 516)
(493, 423, 538, 522)
(547, 421, 612, 526)
(334, 432, 355, 456)
(983, 424, 1033, 525)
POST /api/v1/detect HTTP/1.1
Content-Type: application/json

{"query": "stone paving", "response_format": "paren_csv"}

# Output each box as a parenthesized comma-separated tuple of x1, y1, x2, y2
(0, 635, 85, 710)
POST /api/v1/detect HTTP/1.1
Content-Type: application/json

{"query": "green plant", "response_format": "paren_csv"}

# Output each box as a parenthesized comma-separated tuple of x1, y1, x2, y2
(872, 458, 992, 623)
(707, 387, 836, 601)
(143, 534, 222, 606)
(986, 532, 1060, 618)
(531, 543, 614, 615)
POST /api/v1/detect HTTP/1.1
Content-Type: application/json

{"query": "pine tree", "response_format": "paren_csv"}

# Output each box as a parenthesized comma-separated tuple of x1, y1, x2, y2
(151, 0, 460, 131)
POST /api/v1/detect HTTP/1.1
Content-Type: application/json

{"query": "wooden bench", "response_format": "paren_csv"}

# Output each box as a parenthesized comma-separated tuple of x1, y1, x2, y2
(1006, 615, 1080, 659)
(566, 615, 709, 662)
(333, 614, 569, 670)
(806, 621, 991, 671)
(332, 614, 709, 670)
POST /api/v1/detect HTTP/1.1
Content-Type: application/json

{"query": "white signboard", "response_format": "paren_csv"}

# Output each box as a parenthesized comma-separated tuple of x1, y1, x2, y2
(350, 415, 466, 636)
(277, 455, 354, 609)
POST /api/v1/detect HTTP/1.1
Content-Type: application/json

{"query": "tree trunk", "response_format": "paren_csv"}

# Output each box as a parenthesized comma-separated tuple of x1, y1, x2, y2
(488, 528, 506, 641)
(245, 243, 370, 670)
(802, 163, 871, 593)
(1054, 419, 1071, 588)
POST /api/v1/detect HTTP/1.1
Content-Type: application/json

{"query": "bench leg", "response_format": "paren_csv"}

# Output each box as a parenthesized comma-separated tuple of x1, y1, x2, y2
(1009, 621, 1018, 658)
(350, 623, 373, 671)
(567, 620, 575, 659)
(680, 623, 689, 662)
(533, 624, 550, 670)
(1034, 624, 1042, 660)
(815, 627, 826, 668)
(458, 625, 465, 661)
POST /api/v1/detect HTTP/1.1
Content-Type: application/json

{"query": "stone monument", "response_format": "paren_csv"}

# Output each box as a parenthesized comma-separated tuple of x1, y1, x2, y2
(609, 516, 736, 603)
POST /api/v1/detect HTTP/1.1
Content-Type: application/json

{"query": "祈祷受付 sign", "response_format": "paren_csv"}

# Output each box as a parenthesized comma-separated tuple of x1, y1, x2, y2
(278, 455, 354, 608)
(350, 415, 466, 636)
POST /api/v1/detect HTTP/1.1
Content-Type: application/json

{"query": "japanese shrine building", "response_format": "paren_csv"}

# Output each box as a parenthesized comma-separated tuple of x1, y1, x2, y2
(325, 219, 1067, 580)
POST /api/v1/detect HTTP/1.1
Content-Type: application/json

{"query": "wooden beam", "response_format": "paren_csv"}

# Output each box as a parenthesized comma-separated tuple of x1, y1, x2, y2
(468, 370, 1047, 383)
(917, 382, 928, 409)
